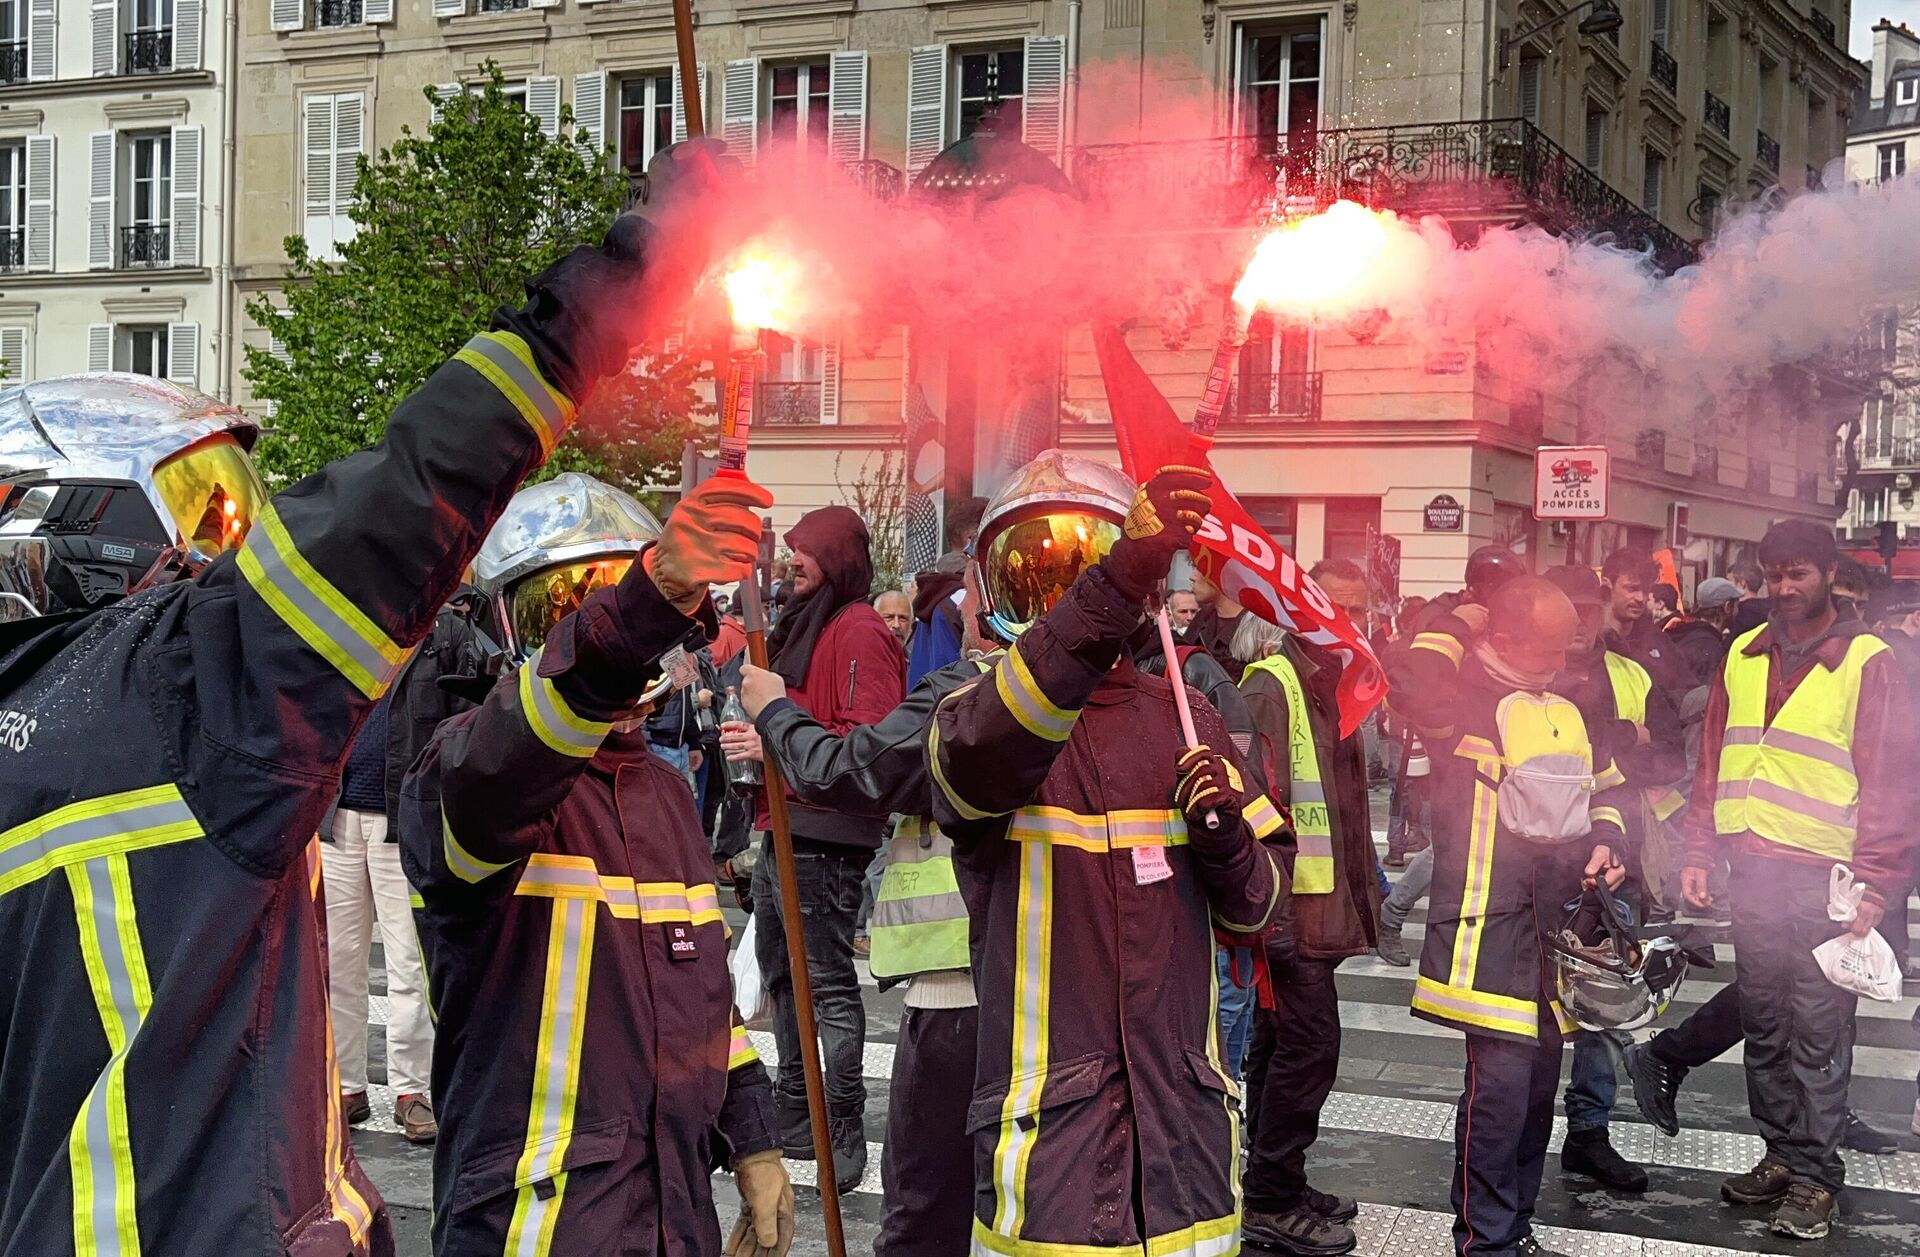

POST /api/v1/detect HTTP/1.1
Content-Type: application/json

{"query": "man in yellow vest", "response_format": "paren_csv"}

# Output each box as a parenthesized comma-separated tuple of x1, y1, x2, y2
(1232, 557, 1383, 1257)
(1682, 519, 1915, 1242)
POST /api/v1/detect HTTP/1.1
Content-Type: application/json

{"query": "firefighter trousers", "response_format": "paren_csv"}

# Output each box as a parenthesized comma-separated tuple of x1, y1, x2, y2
(1244, 959, 1341, 1213)
(876, 1004, 978, 1257)
(1451, 1017, 1564, 1256)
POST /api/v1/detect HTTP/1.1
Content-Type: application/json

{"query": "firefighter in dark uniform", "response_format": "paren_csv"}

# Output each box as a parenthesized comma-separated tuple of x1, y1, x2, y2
(1388, 577, 1634, 1257)
(0, 150, 722, 1257)
(400, 473, 793, 1256)
(928, 457, 1291, 1256)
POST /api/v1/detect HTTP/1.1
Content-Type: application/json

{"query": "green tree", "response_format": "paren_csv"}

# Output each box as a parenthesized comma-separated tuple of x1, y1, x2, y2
(243, 65, 706, 490)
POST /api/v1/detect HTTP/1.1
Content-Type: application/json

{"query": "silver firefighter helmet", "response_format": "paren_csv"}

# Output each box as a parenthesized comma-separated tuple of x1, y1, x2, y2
(974, 449, 1136, 642)
(0, 374, 263, 619)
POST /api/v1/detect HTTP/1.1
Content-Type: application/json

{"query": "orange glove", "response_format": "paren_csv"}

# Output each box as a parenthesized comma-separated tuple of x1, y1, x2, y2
(643, 477, 773, 613)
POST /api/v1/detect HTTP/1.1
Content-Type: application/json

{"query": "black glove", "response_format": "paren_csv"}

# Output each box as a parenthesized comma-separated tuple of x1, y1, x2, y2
(1103, 466, 1212, 602)
(1174, 744, 1244, 835)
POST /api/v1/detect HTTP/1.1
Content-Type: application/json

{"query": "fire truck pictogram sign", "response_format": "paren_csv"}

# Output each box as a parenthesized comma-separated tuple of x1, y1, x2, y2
(1534, 446, 1611, 520)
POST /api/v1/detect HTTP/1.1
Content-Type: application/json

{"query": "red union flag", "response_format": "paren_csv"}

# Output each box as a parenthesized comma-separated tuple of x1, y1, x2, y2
(1094, 325, 1387, 736)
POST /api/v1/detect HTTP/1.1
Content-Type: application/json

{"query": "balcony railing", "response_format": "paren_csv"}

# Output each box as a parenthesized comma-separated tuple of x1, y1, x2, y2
(0, 229, 22, 271)
(757, 381, 824, 426)
(1694, 441, 1719, 481)
(477, 0, 528, 11)
(1649, 44, 1678, 95)
(316, 0, 363, 25)
(1635, 427, 1667, 465)
(1070, 118, 1694, 271)
(1811, 8, 1836, 45)
(1225, 372, 1324, 422)
(841, 159, 905, 201)
(1860, 436, 1916, 467)
(1756, 130, 1780, 173)
(1704, 91, 1731, 136)
(0, 40, 26, 84)
(1746, 458, 1772, 493)
(120, 223, 171, 269)
(124, 27, 172, 74)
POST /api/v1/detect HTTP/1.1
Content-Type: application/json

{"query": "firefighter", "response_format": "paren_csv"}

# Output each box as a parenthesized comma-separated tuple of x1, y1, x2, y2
(927, 457, 1291, 1255)
(0, 144, 724, 1257)
(1387, 576, 1633, 1257)
(398, 473, 793, 1256)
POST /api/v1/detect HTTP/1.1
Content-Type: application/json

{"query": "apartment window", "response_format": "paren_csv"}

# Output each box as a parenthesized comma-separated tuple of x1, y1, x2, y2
(1237, 23, 1324, 154)
(315, 0, 364, 27)
(0, 0, 24, 84)
(1879, 142, 1906, 182)
(1898, 78, 1919, 107)
(618, 73, 675, 184)
(119, 325, 168, 377)
(1643, 149, 1664, 217)
(0, 142, 21, 271)
(766, 61, 830, 156)
(957, 48, 1024, 140)
(1706, 14, 1732, 95)
(125, 0, 174, 73)
(1584, 109, 1606, 172)
(124, 132, 171, 268)
(757, 331, 825, 424)
(1519, 58, 1543, 127)
(303, 93, 363, 263)
(1649, 0, 1669, 48)
(1234, 314, 1316, 419)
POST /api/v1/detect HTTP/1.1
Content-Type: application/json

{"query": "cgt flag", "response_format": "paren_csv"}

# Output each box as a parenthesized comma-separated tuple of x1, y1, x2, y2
(1094, 325, 1387, 736)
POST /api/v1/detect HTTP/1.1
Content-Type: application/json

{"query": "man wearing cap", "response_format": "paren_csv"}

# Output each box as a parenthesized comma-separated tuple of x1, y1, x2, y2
(1664, 578, 1743, 686)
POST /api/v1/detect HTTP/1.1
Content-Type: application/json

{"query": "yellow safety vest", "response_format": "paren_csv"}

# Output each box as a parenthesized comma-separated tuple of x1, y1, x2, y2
(1600, 653, 1684, 820)
(1713, 626, 1887, 860)
(1243, 655, 1334, 894)
(868, 815, 973, 984)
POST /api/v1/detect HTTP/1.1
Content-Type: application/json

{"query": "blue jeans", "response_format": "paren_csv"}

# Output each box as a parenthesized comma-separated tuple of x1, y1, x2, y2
(1217, 948, 1257, 1082)
(1564, 889, 1638, 1134)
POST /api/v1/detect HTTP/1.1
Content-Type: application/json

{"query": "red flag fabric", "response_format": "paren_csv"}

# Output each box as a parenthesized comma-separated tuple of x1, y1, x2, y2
(1094, 325, 1388, 737)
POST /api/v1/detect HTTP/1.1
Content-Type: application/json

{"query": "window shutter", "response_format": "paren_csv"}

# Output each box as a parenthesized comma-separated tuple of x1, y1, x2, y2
(527, 76, 562, 140)
(721, 59, 758, 163)
(91, 0, 116, 75)
(303, 95, 336, 259)
(573, 71, 608, 159)
(271, 0, 303, 31)
(1644, 151, 1663, 216)
(1021, 36, 1067, 161)
(333, 94, 363, 249)
(172, 0, 201, 70)
(430, 83, 460, 126)
(1650, 0, 1669, 47)
(88, 325, 112, 373)
(530, 0, 558, 10)
(170, 125, 203, 267)
(433, 0, 465, 17)
(906, 45, 949, 176)
(1584, 112, 1604, 171)
(827, 51, 868, 163)
(0, 329, 25, 383)
(88, 131, 115, 270)
(1519, 59, 1541, 126)
(672, 64, 707, 143)
(167, 323, 200, 388)
(27, 0, 56, 81)
(24, 136, 53, 273)
(820, 341, 842, 424)
(363, 0, 393, 21)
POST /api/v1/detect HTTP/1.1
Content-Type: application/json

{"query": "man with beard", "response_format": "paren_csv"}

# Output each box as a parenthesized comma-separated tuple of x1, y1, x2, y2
(1681, 520, 1914, 1241)
(719, 506, 906, 1191)
(1602, 549, 1691, 691)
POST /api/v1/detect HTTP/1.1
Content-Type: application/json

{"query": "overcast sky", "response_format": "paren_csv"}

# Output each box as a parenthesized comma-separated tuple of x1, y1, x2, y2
(1856, 1, 1920, 59)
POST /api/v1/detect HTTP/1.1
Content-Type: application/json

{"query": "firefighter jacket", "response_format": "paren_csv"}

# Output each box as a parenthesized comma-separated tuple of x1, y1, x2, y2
(929, 563, 1289, 1257)
(1546, 647, 1688, 875)
(398, 562, 779, 1257)
(0, 326, 578, 1256)
(1388, 622, 1633, 1045)
(1241, 639, 1381, 963)
(1132, 630, 1267, 792)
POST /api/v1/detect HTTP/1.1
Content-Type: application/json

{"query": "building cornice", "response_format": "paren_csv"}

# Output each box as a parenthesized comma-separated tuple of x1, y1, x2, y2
(262, 22, 386, 65)
(0, 105, 44, 133)
(0, 70, 215, 102)
(102, 96, 193, 123)
(0, 268, 212, 291)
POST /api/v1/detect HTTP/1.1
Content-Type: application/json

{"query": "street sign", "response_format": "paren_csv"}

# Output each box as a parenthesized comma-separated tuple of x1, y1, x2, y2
(1534, 446, 1611, 520)
(1423, 494, 1464, 531)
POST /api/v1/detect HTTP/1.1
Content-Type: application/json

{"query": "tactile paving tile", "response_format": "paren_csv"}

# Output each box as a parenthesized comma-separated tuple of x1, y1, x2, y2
(1545, 1115, 1571, 1154)
(1377, 1206, 1454, 1256)
(368, 994, 392, 1027)
(1318, 1092, 1454, 1140)
(1532, 1223, 1646, 1256)
(1606, 1120, 1658, 1164)
(1650, 1125, 1769, 1177)
(1872, 1149, 1920, 1193)
(1347, 1203, 1399, 1257)
(764, 1142, 885, 1196)
(1845, 1149, 1887, 1192)
(1644, 1238, 1774, 1257)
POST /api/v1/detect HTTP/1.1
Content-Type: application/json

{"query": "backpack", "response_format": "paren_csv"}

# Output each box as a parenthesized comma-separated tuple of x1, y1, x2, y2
(1484, 690, 1596, 847)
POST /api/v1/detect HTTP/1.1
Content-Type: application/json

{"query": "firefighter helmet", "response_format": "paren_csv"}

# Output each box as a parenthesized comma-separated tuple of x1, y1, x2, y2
(973, 450, 1136, 642)
(0, 374, 263, 620)
(1465, 545, 1528, 602)
(1548, 884, 1692, 1033)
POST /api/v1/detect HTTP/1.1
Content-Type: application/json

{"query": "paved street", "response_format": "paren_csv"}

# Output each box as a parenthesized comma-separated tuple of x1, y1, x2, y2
(350, 797, 1920, 1256)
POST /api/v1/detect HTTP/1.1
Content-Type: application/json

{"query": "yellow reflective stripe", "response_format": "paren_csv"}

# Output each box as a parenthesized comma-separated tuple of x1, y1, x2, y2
(991, 841, 1053, 1238)
(1594, 761, 1628, 790)
(453, 331, 574, 458)
(1412, 632, 1465, 666)
(995, 643, 1077, 743)
(1453, 735, 1499, 765)
(1551, 998, 1580, 1036)
(1203, 937, 1240, 1210)
(504, 898, 596, 1257)
(1449, 775, 1498, 991)
(972, 1214, 1240, 1256)
(728, 1023, 759, 1071)
(1243, 794, 1287, 840)
(237, 498, 407, 699)
(314, 945, 374, 1249)
(517, 649, 613, 759)
(929, 719, 994, 822)
(66, 853, 152, 1257)
(1412, 975, 1540, 1039)
(1006, 807, 1188, 852)
(1213, 846, 1284, 934)
(514, 854, 722, 925)
(444, 814, 514, 884)
(1647, 787, 1685, 821)
(307, 835, 323, 901)
(1590, 806, 1625, 833)
(0, 785, 201, 899)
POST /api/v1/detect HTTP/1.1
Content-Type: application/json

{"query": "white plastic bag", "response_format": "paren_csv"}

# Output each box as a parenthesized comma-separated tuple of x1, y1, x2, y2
(731, 915, 767, 1022)
(1813, 864, 1904, 1003)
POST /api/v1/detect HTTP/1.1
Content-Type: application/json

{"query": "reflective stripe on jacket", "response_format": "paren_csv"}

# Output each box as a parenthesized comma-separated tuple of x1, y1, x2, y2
(1713, 625, 1886, 861)
(1242, 654, 1332, 894)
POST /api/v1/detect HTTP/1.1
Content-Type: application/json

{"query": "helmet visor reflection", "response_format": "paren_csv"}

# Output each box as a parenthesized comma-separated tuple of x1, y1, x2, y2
(152, 435, 266, 563)
(981, 513, 1121, 639)
(507, 558, 634, 657)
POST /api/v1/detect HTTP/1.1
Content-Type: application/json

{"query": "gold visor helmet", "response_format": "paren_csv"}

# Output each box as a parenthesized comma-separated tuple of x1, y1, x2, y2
(974, 450, 1136, 642)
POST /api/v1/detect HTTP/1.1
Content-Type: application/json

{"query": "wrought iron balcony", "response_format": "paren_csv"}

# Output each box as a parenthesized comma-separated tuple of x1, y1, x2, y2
(1704, 91, 1730, 137)
(1071, 118, 1695, 272)
(1810, 8, 1836, 45)
(1649, 44, 1678, 95)
(1756, 130, 1780, 173)
(316, 0, 363, 26)
(840, 159, 905, 201)
(1746, 457, 1772, 493)
(757, 381, 824, 426)
(120, 223, 171, 269)
(1225, 372, 1324, 422)
(0, 229, 22, 272)
(0, 41, 26, 84)
(1860, 436, 1916, 467)
(622, 170, 647, 209)
(124, 27, 172, 74)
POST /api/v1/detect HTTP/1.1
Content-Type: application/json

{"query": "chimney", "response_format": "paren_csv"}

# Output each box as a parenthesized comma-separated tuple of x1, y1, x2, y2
(1872, 18, 1920, 105)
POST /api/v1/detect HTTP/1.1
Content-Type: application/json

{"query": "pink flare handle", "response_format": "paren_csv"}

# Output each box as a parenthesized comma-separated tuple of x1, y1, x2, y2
(1158, 605, 1220, 831)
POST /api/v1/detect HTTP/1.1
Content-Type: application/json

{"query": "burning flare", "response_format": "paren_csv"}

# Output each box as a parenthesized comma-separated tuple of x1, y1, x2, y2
(1233, 201, 1400, 321)
(722, 250, 803, 334)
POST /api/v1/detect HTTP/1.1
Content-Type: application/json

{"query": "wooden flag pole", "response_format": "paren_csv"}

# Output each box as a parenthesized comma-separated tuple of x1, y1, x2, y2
(669, 0, 704, 138)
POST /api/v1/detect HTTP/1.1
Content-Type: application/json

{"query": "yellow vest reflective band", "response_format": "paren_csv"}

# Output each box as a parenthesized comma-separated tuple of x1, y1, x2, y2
(869, 815, 972, 983)
(1713, 626, 1886, 861)
(1602, 652, 1650, 725)
(1242, 655, 1334, 894)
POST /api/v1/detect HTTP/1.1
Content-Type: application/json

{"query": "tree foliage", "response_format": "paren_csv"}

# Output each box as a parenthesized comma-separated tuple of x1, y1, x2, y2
(243, 65, 706, 491)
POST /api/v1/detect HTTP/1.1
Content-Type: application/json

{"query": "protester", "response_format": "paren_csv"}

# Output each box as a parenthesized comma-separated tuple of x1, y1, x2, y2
(1649, 582, 1680, 628)
(1388, 577, 1632, 1257)
(1727, 558, 1770, 635)
(907, 500, 986, 687)
(1664, 576, 1742, 684)
(1832, 555, 1872, 615)
(1680, 520, 1914, 1240)
(875, 588, 914, 648)
(1601, 548, 1691, 691)
(1169, 588, 1201, 632)
(1187, 567, 1248, 671)
(720, 505, 908, 1190)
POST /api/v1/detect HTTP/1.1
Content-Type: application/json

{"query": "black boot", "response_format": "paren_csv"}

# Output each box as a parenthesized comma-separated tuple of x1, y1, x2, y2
(1561, 1127, 1649, 1192)
(777, 1092, 813, 1160)
(829, 1111, 867, 1193)
(1243, 1204, 1357, 1255)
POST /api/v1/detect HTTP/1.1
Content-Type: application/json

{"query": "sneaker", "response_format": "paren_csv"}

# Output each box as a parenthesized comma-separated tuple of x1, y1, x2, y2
(1374, 914, 1410, 968)
(339, 1091, 371, 1126)
(829, 1114, 867, 1193)
(853, 935, 872, 959)
(1626, 1040, 1687, 1138)
(1722, 1157, 1793, 1205)
(1561, 1128, 1648, 1192)
(1301, 1186, 1359, 1222)
(1842, 1111, 1898, 1154)
(1243, 1204, 1357, 1255)
(1769, 1182, 1837, 1240)
(1516, 1238, 1573, 1257)
(395, 1093, 438, 1145)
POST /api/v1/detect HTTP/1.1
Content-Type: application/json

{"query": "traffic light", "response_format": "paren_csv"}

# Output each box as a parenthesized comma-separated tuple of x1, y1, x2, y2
(1878, 520, 1899, 567)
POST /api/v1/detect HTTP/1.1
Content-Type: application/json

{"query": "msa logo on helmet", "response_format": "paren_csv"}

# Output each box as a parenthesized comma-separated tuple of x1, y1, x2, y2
(0, 709, 36, 753)
(102, 543, 138, 563)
